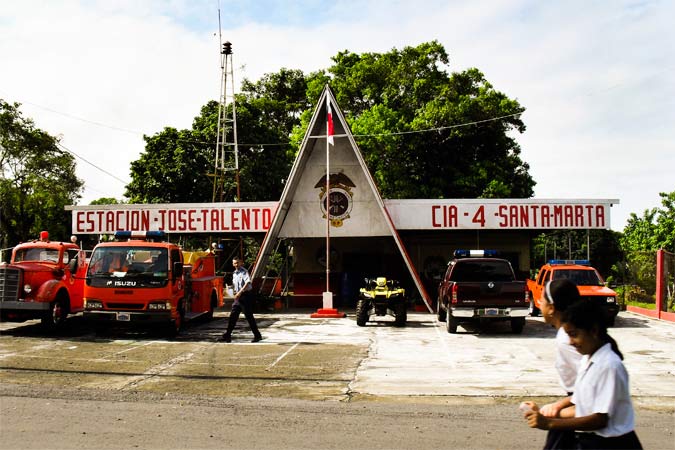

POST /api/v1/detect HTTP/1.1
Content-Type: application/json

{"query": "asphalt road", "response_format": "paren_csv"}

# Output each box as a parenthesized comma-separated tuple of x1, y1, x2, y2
(1, 310, 674, 449)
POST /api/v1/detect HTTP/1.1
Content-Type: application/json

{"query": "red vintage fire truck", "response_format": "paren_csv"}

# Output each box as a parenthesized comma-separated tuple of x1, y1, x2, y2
(82, 231, 224, 335)
(0, 231, 88, 329)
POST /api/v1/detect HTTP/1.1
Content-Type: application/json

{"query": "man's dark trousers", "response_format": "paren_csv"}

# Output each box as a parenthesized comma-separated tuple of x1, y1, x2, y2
(225, 292, 261, 339)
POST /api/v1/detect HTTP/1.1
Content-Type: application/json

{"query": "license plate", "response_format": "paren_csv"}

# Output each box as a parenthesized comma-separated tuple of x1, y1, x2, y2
(485, 308, 499, 316)
(116, 312, 131, 322)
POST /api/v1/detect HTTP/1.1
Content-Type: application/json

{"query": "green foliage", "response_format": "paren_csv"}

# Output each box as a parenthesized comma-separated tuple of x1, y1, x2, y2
(531, 229, 623, 276)
(125, 126, 213, 203)
(234, 69, 309, 201)
(654, 192, 675, 252)
(301, 41, 534, 199)
(0, 99, 83, 246)
(90, 197, 123, 205)
(614, 285, 655, 308)
(614, 191, 675, 296)
(126, 68, 308, 203)
(620, 191, 675, 253)
(612, 251, 657, 295)
(128, 42, 534, 205)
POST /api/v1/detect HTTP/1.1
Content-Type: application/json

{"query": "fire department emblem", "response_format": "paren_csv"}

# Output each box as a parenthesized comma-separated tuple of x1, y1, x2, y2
(315, 173, 355, 227)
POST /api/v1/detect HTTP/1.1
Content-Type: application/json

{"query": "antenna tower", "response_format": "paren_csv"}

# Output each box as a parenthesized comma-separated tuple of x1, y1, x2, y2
(211, 40, 240, 203)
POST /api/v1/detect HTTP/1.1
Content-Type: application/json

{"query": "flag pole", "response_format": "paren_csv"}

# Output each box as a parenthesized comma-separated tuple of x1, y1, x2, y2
(325, 101, 331, 299)
(311, 91, 344, 318)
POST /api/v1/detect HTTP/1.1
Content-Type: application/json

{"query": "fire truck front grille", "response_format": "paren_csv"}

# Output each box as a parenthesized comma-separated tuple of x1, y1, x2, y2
(0, 267, 21, 302)
(107, 303, 145, 310)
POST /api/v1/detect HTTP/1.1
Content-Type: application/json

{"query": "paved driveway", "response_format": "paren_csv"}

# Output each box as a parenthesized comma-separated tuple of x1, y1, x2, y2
(0, 311, 673, 405)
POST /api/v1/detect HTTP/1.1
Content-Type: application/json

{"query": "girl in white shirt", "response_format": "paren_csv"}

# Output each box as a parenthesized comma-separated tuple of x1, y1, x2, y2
(537, 279, 583, 450)
(524, 301, 642, 449)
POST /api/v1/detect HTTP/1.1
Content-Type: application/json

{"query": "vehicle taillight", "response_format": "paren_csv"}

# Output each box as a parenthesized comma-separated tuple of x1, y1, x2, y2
(524, 289, 530, 302)
(451, 283, 458, 304)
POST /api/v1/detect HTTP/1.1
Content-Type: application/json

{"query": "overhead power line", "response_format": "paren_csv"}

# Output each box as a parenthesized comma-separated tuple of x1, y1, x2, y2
(8, 95, 523, 149)
(57, 142, 129, 185)
(16, 99, 144, 135)
(174, 112, 524, 147)
(352, 112, 523, 138)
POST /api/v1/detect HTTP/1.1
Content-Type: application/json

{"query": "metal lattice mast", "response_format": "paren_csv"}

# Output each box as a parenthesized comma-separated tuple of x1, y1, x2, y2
(212, 41, 240, 203)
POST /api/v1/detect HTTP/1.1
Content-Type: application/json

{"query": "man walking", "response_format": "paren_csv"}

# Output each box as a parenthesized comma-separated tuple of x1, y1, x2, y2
(222, 256, 263, 343)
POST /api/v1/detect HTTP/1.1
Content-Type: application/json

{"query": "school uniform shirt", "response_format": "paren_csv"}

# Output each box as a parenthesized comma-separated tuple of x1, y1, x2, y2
(555, 327, 582, 393)
(571, 343, 635, 437)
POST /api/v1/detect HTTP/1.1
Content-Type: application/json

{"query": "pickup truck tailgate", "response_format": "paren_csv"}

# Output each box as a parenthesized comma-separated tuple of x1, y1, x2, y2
(456, 281, 526, 307)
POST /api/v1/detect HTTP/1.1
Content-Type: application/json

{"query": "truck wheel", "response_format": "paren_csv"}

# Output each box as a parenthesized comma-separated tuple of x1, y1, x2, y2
(436, 299, 446, 322)
(394, 302, 407, 327)
(445, 314, 458, 333)
(528, 299, 540, 317)
(511, 317, 525, 334)
(355, 299, 369, 326)
(41, 295, 68, 330)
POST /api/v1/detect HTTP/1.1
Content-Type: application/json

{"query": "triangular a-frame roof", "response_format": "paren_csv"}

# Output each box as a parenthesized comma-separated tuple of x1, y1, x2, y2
(253, 85, 432, 310)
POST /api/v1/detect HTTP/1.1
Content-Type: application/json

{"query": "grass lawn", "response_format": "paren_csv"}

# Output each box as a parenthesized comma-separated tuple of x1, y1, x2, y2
(625, 300, 656, 310)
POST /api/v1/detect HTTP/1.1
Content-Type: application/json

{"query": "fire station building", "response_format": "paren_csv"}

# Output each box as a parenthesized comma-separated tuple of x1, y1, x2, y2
(66, 86, 618, 309)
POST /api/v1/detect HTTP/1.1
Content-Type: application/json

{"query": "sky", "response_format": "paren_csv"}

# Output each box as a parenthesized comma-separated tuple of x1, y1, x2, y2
(1, 0, 673, 232)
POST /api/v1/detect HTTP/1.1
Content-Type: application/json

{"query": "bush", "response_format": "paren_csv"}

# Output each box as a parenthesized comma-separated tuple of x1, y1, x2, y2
(615, 284, 655, 309)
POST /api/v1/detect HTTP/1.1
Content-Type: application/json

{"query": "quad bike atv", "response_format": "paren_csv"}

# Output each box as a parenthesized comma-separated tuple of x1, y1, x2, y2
(356, 277, 407, 327)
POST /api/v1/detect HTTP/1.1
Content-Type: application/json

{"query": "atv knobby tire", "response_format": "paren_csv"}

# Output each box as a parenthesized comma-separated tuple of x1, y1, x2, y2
(355, 299, 369, 327)
(393, 302, 407, 327)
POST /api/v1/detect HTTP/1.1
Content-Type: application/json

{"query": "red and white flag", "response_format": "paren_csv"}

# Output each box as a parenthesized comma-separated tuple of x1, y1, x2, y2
(327, 99, 334, 146)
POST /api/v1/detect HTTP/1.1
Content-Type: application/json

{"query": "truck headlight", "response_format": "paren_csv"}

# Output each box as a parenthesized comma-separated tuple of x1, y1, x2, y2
(23, 284, 32, 294)
(606, 296, 616, 303)
(362, 292, 373, 299)
(84, 299, 103, 309)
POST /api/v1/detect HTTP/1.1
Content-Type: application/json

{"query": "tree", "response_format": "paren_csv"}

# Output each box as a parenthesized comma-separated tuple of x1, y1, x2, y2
(531, 230, 623, 277)
(294, 41, 534, 199)
(653, 191, 675, 252)
(234, 69, 310, 201)
(612, 190, 675, 295)
(126, 68, 308, 203)
(90, 197, 123, 205)
(621, 191, 675, 253)
(0, 99, 83, 246)
(128, 43, 533, 204)
(125, 126, 213, 203)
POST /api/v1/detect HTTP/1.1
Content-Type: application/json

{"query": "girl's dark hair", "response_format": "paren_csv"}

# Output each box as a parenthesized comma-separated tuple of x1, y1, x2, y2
(543, 279, 581, 312)
(562, 301, 623, 360)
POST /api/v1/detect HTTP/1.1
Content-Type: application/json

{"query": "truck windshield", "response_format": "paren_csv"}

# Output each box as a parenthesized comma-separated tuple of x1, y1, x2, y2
(552, 269, 603, 286)
(14, 247, 61, 263)
(88, 247, 169, 279)
(450, 261, 514, 282)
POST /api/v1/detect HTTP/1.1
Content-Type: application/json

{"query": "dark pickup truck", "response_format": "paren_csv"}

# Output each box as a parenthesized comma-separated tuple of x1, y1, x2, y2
(436, 250, 530, 333)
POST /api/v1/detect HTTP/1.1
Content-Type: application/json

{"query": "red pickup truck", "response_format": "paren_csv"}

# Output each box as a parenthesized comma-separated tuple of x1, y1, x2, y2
(527, 260, 619, 326)
(436, 250, 530, 333)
